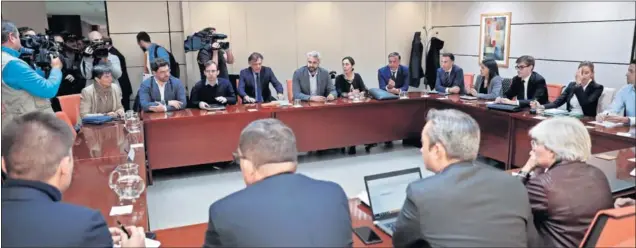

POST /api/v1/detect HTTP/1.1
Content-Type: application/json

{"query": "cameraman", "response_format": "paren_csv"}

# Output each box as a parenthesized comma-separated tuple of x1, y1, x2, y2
(80, 31, 122, 87)
(1, 21, 63, 127)
(196, 27, 234, 80)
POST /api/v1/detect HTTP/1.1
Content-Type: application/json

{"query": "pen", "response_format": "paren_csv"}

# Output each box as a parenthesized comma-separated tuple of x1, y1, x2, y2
(116, 220, 131, 238)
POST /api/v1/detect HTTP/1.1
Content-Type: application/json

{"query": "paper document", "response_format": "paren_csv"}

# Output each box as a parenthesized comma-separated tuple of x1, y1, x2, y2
(485, 101, 495, 105)
(628, 158, 635, 162)
(616, 132, 633, 137)
(356, 190, 370, 207)
(631, 168, 635, 177)
(109, 205, 133, 216)
(588, 121, 623, 128)
(130, 143, 144, 149)
(533, 116, 548, 120)
(114, 238, 161, 248)
(544, 109, 568, 115)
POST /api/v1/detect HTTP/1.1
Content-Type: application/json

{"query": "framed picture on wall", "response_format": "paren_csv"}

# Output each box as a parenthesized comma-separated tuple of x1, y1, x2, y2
(478, 12, 512, 68)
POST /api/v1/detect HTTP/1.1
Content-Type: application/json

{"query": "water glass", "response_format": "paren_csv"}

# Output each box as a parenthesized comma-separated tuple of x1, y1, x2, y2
(399, 91, 408, 99)
(293, 99, 302, 106)
(125, 112, 141, 133)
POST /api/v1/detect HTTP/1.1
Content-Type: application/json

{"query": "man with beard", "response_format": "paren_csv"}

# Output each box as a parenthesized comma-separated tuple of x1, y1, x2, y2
(292, 51, 336, 102)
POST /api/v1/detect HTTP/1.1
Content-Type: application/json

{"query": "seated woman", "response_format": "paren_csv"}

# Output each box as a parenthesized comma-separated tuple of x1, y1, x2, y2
(79, 64, 125, 118)
(467, 58, 502, 100)
(515, 117, 613, 247)
(334, 56, 372, 155)
(335, 56, 367, 98)
(531, 61, 603, 117)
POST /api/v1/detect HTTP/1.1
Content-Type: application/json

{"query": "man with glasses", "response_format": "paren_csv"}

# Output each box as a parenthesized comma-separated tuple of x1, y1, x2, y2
(137, 58, 186, 112)
(190, 60, 236, 108)
(496, 55, 548, 107)
(203, 119, 352, 247)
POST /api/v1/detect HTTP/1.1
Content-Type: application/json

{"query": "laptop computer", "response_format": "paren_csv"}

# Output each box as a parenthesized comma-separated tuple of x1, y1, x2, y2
(364, 167, 422, 237)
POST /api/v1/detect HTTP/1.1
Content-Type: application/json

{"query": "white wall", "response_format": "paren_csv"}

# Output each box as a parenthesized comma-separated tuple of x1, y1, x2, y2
(1, 1, 49, 33)
(181, 1, 430, 93)
(431, 1, 635, 90)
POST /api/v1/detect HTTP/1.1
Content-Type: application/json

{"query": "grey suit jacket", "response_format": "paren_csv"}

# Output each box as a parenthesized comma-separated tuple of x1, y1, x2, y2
(393, 161, 542, 248)
(292, 66, 337, 101)
(474, 75, 503, 100)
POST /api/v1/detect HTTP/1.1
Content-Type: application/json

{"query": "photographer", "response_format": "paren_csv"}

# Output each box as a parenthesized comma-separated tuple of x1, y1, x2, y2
(80, 31, 122, 88)
(1, 21, 63, 127)
(196, 27, 234, 80)
(49, 33, 86, 112)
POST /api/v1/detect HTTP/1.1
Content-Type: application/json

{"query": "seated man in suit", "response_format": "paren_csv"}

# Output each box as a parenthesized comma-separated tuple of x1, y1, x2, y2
(531, 61, 604, 117)
(138, 58, 187, 112)
(378, 52, 409, 95)
(434, 53, 465, 94)
(392, 109, 541, 248)
(190, 60, 237, 108)
(496, 55, 548, 107)
(597, 59, 635, 126)
(203, 119, 352, 247)
(292, 51, 336, 102)
(1, 112, 145, 247)
(239, 52, 284, 103)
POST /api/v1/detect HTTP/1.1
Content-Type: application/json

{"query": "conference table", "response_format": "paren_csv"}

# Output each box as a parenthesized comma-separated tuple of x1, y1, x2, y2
(60, 92, 636, 247)
(142, 93, 635, 171)
(63, 122, 150, 230)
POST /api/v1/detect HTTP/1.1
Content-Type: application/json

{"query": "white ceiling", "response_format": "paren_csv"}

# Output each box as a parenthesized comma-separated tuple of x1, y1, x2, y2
(45, 1, 106, 25)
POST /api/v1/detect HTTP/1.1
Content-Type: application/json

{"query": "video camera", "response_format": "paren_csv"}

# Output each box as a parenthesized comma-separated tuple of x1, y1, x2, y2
(20, 34, 63, 70)
(83, 37, 112, 58)
(184, 30, 229, 52)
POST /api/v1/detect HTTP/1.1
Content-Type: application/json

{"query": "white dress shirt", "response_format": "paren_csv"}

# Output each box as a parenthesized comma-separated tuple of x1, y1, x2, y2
(569, 81, 590, 114)
(516, 75, 531, 106)
(309, 71, 318, 96)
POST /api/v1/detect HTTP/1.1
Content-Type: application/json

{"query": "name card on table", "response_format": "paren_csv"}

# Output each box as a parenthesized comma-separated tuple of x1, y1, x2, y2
(127, 148, 136, 162)
(109, 205, 133, 216)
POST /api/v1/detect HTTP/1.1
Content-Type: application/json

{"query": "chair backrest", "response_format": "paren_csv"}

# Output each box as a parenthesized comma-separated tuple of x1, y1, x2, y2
(579, 206, 635, 248)
(501, 78, 512, 96)
(286, 79, 293, 101)
(58, 94, 81, 126)
(597, 87, 617, 114)
(235, 79, 242, 105)
(547, 83, 564, 102)
(464, 73, 475, 91)
(55, 111, 77, 138)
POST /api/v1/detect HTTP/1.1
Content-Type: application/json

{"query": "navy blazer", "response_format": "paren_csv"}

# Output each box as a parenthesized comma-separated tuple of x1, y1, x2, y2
(203, 173, 353, 247)
(138, 76, 187, 112)
(2, 179, 112, 247)
(238, 66, 284, 103)
(435, 64, 465, 94)
(378, 65, 409, 92)
(190, 78, 237, 106)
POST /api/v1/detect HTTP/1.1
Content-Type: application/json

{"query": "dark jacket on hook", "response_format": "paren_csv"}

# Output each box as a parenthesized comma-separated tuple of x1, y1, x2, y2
(408, 32, 425, 88)
(424, 37, 444, 90)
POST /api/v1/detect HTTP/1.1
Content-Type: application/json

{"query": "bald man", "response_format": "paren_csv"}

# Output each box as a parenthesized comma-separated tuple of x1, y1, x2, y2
(80, 31, 122, 88)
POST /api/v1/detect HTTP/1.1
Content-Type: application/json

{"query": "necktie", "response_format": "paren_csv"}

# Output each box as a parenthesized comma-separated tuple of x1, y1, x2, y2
(521, 80, 526, 99)
(391, 71, 397, 79)
(255, 73, 262, 102)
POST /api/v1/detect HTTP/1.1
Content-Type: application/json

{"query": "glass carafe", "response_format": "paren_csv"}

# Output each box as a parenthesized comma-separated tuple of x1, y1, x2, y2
(109, 163, 146, 203)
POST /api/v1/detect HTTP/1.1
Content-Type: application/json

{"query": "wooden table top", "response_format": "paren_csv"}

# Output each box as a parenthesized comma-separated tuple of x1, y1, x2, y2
(63, 122, 149, 229)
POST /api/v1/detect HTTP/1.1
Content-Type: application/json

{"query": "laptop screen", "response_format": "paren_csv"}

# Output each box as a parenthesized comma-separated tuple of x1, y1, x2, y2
(366, 169, 422, 219)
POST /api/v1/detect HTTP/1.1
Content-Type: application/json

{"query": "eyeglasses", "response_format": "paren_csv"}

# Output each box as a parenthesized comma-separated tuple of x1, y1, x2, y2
(515, 65, 529, 70)
(530, 140, 539, 149)
(232, 151, 246, 164)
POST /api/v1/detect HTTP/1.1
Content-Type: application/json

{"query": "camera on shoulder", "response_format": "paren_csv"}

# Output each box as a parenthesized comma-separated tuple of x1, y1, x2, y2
(83, 37, 112, 58)
(184, 29, 230, 52)
(20, 33, 63, 70)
